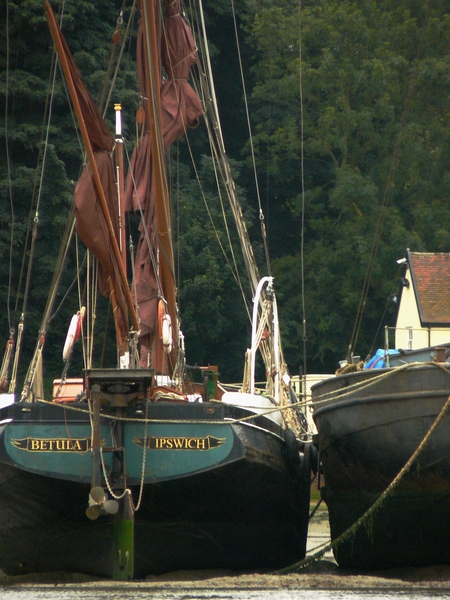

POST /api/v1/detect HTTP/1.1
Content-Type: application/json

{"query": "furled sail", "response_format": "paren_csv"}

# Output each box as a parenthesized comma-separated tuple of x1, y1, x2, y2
(125, 0, 203, 367)
(160, 0, 203, 145)
(45, 3, 132, 344)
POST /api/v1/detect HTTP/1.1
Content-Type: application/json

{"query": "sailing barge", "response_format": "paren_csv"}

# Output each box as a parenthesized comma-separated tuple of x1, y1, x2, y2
(0, 0, 311, 580)
(312, 358, 450, 570)
(0, 368, 310, 578)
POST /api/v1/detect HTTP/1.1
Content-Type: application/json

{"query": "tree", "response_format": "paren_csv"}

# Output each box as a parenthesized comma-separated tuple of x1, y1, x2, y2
(242, 0, 450, 372)
(0, 0, 128, 390)
(173, 155, 257, 381)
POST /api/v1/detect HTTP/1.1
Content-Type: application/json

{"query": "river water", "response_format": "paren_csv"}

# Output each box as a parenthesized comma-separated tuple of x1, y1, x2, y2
(0, 586, 448, 600)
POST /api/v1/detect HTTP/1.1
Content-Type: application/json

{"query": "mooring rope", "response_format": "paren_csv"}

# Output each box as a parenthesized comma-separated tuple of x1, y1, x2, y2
(34, 394, 312, 432)
(312, 361, 450, 408)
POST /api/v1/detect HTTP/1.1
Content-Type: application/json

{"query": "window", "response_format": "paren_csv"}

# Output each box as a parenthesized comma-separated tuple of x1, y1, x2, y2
(407, 326, 413, 350)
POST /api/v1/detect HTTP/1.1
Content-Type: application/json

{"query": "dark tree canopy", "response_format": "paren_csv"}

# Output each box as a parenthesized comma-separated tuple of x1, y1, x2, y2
(240, 0, 450, 372)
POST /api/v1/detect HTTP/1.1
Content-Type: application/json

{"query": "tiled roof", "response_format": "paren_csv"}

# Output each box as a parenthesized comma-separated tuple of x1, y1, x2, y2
(409, 252, 450, 324)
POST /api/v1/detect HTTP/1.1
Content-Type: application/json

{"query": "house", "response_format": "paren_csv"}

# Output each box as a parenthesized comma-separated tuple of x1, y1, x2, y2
(395, 249, 450, 349)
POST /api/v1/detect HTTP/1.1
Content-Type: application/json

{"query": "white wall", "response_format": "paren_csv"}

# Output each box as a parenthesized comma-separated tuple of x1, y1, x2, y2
(395, 274, 428, 348)
(395, 267, 450, 349)
(291, 374, 333, 435)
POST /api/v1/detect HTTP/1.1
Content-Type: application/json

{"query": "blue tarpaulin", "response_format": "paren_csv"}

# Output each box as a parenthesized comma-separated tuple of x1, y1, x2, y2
(365, 349, 400, 369)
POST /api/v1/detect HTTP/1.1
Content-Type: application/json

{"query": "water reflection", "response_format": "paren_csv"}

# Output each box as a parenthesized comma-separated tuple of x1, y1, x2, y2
(0, 587, 448, 600)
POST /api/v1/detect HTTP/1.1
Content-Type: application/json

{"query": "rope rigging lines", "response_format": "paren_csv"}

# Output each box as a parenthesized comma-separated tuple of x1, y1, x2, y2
(297, 0, 308, 383)
(4, 0, 73, 394)
(347, 4, 432, 361)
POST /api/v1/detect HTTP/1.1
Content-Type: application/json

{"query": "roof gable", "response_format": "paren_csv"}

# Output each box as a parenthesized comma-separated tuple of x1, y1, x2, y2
(409, 252, 450, 325)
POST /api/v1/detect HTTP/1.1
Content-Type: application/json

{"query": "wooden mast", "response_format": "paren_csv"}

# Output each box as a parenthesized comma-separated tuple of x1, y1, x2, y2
(141, 0, 179, 373)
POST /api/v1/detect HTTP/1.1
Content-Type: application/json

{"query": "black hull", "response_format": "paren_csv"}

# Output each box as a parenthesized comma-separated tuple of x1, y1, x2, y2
(312, 364, 450, 570)
(0, 401, 309, 578)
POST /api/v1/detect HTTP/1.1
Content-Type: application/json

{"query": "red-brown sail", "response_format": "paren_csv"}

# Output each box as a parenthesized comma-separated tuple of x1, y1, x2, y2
(125, 0, 203, 369)
(161, 0, 203, 144)
(44, 2, 134, 344)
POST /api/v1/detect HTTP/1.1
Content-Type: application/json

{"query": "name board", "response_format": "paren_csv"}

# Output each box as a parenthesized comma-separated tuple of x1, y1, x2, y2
(133, 435, 226, 451)
(11, 437, 91, 452)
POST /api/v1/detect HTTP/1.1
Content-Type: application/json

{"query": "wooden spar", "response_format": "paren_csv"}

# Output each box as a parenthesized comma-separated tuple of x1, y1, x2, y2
(44, 2, 139, 334)
(141, 0, 179, 368)
(108, 277, 125, 351)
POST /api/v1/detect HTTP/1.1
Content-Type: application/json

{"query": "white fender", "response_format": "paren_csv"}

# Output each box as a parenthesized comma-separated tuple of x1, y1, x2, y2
(161, 314, 172, 354)
(62, 307, 85, 362)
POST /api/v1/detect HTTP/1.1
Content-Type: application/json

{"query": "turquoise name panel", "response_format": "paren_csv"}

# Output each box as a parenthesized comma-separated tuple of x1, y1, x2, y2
(4, 421, 237, 484)
(124, 422, 236, 482)
(5, 423, 113, 481)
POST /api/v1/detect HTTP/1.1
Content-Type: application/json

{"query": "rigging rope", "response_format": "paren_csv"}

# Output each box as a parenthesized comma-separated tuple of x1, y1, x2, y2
(34, 392, 312, 432)
(152, 0, 254, 321)
(20, 213, 76, 401)
(124, 144, 165, 297)
(4, 0, 15, 334)
(99, 0, 137, 118)
(347, 5, 432, 360)
(181, 123, 252, 320)
(298, 0, 308, 382)
(230, 0, 271, 277)
(190, 0, 261, 297)
(188, 0, 295, 414)
(367, 263, 404, 359)
(9, 6, 66, 394)
(189, 2, 260, 309)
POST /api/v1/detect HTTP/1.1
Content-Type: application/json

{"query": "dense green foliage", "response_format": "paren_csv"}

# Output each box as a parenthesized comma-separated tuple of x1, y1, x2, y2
(172, 156, 254, 380)
(0, 0, 131, 387)
(1, 0, 450, 388)
(241, 0, 450, 372)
